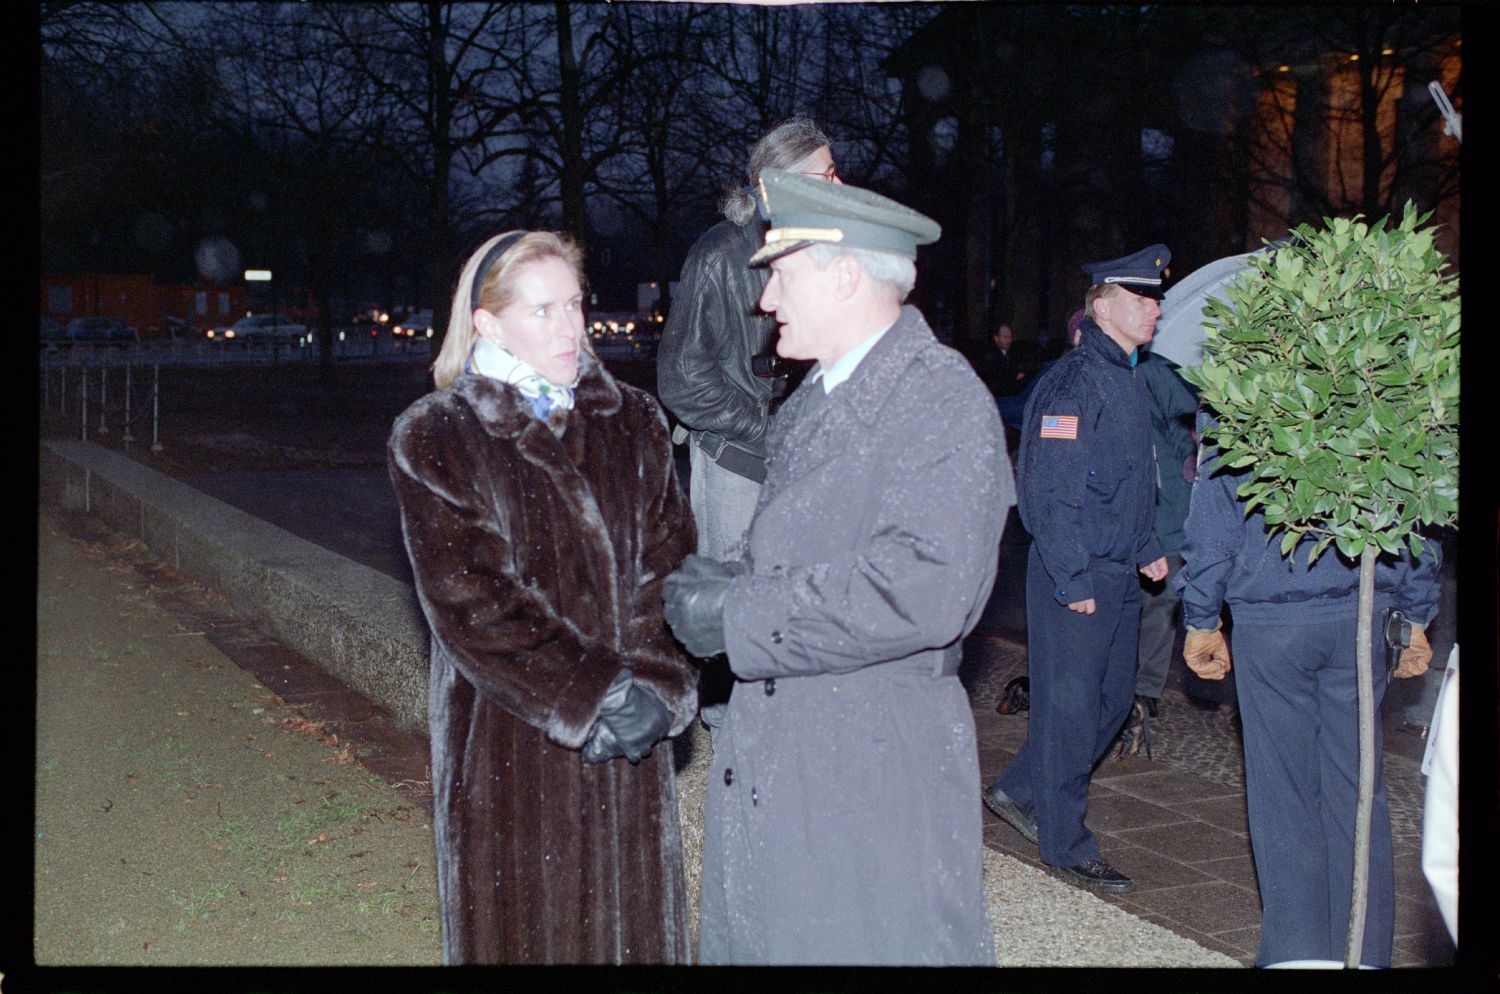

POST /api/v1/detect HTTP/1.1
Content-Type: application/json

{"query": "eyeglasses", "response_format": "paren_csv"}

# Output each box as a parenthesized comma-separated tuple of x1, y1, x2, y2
(800, 164, 838, 181)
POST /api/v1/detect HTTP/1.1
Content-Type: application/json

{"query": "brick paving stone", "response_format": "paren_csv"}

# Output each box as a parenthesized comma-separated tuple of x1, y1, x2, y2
(1077, 789, 1185, 836)
(1119, 880, 1265, 936)
(1111, 818, 1250, 864)
(1206, 925, 1262, 965)
(1190, 853, 1261, 891)
(1097, 767, 1240, 805)
(1093, 840, 1218, 892)
(1174, 795, 1251, 836)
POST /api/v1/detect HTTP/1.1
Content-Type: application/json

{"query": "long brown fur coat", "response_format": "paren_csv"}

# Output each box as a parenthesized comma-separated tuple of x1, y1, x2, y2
(388, 354, 698, 964)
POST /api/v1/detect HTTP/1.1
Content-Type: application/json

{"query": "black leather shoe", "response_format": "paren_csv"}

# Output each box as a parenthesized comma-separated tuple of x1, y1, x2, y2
(1049, 857, 1135, 894)
(982, 783, 1039, 847)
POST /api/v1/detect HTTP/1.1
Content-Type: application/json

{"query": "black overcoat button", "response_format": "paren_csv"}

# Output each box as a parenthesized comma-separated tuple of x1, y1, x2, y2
(724, 767, 734, 786)
(764, 679, 776, 696)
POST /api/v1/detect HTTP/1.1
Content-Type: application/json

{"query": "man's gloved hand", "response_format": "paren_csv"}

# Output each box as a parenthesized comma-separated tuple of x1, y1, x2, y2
(1184, 625, 1231, 680)
(1394, 625, 1432, 679)
(583, 672, 673, 765)
(662, 555, 736, 658)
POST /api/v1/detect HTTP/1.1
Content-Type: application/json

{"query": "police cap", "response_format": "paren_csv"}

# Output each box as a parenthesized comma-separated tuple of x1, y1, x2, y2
(1082, 244, 1172, 299)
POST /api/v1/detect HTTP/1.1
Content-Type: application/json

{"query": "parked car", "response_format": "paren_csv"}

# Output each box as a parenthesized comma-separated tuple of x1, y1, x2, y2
(162, 315, 196, 342)
(206, 313, 309, 346)
(588, 313, 658, 360)
(392, 309, 433, 340)
(64, 315, 138, 346)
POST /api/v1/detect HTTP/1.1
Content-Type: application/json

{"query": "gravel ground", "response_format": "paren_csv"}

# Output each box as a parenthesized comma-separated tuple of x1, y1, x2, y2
(671, 723, 1238, 968)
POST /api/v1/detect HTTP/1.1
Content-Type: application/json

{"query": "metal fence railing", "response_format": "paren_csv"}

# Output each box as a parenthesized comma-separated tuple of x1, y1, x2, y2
(38, 337, 434, 449)
(41, 333, 434, 369)
(40, 352, 165, 449)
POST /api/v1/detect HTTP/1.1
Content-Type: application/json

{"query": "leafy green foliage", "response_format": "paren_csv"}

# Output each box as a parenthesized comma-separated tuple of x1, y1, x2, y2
(1182, 202, 1460, 563)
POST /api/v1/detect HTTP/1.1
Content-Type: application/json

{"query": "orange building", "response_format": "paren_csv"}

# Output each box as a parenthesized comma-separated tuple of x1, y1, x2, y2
(40, 274, 322, 340)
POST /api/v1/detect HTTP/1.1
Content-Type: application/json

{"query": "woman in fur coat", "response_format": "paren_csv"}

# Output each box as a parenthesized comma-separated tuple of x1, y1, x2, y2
(387, 231, 699, 964)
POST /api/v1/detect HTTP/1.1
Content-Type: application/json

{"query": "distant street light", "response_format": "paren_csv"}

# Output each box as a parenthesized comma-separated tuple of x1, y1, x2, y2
(245, 270, 278, 347)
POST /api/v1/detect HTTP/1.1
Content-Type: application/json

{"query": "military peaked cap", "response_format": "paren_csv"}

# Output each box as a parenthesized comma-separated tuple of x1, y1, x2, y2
(749, 168, 941, 266)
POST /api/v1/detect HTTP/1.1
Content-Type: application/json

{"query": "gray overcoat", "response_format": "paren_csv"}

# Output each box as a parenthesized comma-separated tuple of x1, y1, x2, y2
(697, 306, 1015, 965)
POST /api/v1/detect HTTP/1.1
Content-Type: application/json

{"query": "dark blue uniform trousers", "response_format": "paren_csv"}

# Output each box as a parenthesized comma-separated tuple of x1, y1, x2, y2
(996, 544, 1140, 867)
(1232, 616, 1395, 967)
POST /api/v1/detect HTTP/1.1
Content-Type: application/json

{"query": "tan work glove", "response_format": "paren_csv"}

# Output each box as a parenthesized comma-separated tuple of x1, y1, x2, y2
(1184, 625, 1231, 680)
(1393, 625, 1432, 679)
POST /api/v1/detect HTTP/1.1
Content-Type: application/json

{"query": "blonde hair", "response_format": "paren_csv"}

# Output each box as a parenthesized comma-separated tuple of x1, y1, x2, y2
(432, 230, 586, 389)
(1084, 282, 1120, 322)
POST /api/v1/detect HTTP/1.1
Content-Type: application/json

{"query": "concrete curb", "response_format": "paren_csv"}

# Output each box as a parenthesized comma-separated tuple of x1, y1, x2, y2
(40, 439, 431, 731)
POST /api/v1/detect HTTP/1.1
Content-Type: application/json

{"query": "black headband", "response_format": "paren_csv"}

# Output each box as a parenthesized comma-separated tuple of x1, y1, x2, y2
(470, 232, 528, 314)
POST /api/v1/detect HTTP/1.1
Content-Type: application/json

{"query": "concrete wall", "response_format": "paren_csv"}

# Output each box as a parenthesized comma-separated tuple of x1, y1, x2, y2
(39, 439, 430, 731)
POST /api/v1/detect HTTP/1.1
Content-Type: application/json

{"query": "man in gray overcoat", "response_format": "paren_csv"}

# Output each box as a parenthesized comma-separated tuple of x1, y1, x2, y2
(663, 169, 1014, 965)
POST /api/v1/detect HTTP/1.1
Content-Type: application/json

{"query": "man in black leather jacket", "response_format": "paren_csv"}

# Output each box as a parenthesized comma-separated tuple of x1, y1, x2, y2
(656, 117, 839, 733)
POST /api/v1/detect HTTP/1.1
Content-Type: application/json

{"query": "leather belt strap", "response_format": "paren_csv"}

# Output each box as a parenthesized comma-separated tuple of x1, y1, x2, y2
(1086, 555, 1135, 573)
(695, 431, 767, 484)
(851, 648, 962, 679)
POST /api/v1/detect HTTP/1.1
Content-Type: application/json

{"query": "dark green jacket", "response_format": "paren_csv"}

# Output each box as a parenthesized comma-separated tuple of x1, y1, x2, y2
(1137, 350, 1199, 556)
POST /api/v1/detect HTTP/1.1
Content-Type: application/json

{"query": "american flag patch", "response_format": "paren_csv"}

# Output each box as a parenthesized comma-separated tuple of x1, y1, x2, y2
(1039, 414, 1079, 440)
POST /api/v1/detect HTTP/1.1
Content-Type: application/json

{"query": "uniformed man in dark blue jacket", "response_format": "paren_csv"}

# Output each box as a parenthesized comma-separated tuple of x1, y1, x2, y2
(1176, 442, 1440, 966)
(981, 245, 1171, 894)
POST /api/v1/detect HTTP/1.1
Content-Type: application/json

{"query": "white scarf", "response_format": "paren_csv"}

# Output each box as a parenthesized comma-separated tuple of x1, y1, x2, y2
(468, 337, 577, 418)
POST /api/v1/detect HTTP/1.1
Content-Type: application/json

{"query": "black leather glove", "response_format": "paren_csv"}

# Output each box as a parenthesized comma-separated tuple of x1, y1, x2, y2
(582, 671, 672, 765)
(583, 669, 631, 764)
(582, 722, 624, 763)
(605, 683, 672, 763)
(662, 555, 736, 658)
